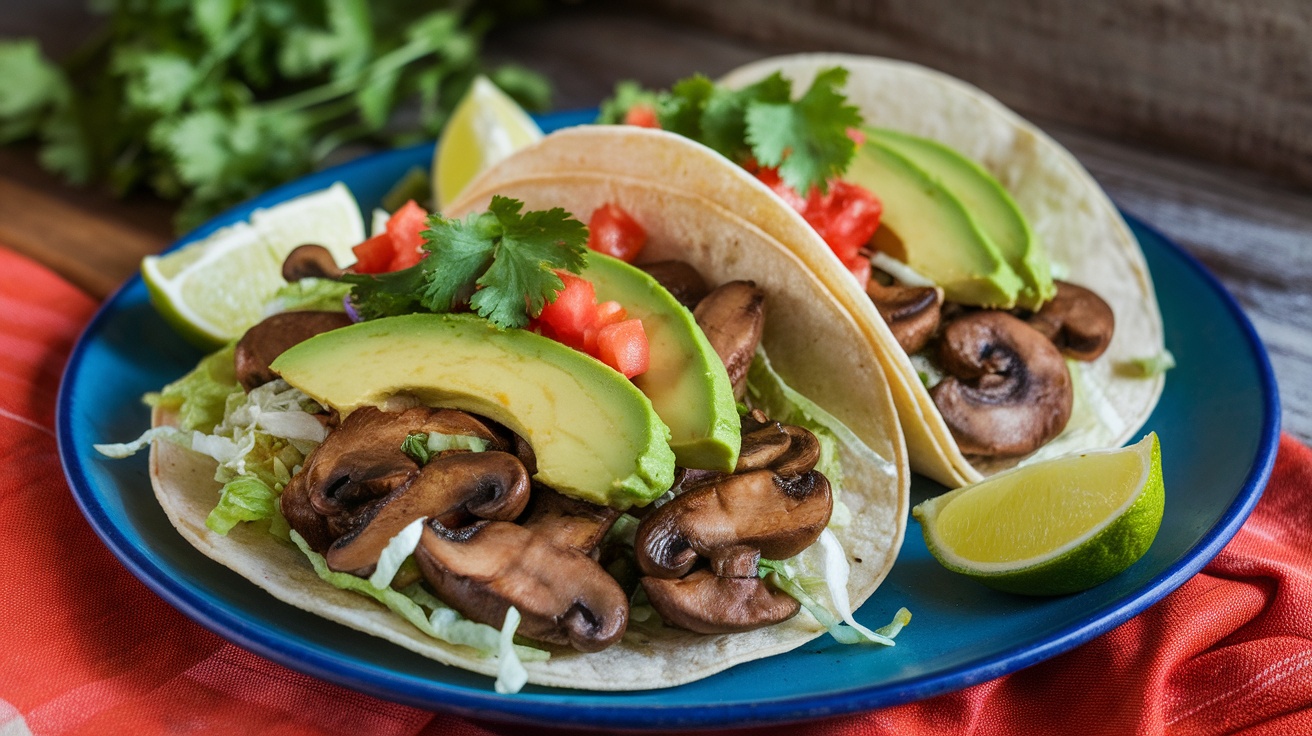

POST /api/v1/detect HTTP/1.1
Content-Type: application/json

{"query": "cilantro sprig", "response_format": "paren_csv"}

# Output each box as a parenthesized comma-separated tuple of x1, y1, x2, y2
(0, 2, 551, 232)
(343, 196, 588, 330)
(598, 68, 862, 195)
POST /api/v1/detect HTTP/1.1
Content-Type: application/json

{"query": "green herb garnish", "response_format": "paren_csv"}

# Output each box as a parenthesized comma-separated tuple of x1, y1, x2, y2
(599, 67, 862, 194)
(343, 196, 588, 329)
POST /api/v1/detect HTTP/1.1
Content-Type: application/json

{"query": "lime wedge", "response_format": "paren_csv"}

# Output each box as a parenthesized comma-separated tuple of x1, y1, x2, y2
(913, 433, 1164, 595)
(434, 75, 543, 211)
(142, 183, 364, 349)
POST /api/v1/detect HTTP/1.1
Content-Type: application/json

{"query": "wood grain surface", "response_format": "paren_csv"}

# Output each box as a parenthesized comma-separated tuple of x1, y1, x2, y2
(2, 7, 1308, 444)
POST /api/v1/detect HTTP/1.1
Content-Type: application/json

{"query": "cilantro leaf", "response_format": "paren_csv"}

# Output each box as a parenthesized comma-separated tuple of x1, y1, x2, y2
(745, 67, 861, 194)
(597, 80, 662, 125)
(699, 72, 790, 161)
(657, 74, 715, 140)
(346, 197, 588, 330)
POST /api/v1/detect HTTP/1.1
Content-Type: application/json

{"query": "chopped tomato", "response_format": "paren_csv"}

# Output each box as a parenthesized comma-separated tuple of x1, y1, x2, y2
(624, 105, 660, 128)
(536, 272, 597, 350)
(752, 167, 882, 266)
(596, 319, 650, 378)
(351, 233, 396, 274)
(385, 200, 429, 270)
(588, 204, 648, 262)
(584, 300, 628, 353)
(845, 255, 872, 290)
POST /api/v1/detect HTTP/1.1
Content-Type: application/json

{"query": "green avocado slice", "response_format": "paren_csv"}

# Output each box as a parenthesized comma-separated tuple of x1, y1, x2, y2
(866, 128, 1054, 310)
(270, 313, 676, 509)
(584, 253, 741, 472)
(847, 140, 1024, 308)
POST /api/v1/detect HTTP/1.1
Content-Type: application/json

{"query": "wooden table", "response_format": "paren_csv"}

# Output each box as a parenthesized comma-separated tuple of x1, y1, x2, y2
(3, 8, 1309, 445)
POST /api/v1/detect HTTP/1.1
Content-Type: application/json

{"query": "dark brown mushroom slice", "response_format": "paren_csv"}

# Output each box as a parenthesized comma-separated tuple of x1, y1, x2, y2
(640, 570, 800, 634)
(235, 310, 354, 391)
(521, 485, 620, 555)
(281, 244, 345, 282)
(693, 281, 765, 401)
(302, 406, 506, 516)
(866, 280, 945, 354)
(414, 519, 629, 652)
(635, 468, 832, 579)
(638, 260, 710, 310)
(1027, 280, 1116, 361)
(280, 472, 337, 553)
(735, 421, 791, 473)
(325, 451, 531, 576)
(931, 311, 1074, 458)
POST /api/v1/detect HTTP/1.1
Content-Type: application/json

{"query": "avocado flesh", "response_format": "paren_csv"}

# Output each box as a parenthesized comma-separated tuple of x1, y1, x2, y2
(270, 313, 676, 509)
(584, 253, 741, 472)
(847, 141, 1023, 308)
(867, 128, 1054, 310)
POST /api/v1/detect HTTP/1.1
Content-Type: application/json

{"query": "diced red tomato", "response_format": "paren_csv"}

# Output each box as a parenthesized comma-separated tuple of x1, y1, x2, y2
(846, 127, 867, 147)
(845, 255, 872, 290)
(584, 300, 627, 354)
(348, 199, 432, 273)
(588, 204, 648, 262)
(351, 233, 396, 274)
(596, 319, 650, 378)
(536, 272, 597, 351)
(385, 200, 428, 270)
(752, 167, 882, 266)
(624, 105, 660, 129)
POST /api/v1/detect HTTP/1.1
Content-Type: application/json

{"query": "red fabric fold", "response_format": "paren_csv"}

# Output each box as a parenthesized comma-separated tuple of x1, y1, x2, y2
(1, 246, 1309, 735)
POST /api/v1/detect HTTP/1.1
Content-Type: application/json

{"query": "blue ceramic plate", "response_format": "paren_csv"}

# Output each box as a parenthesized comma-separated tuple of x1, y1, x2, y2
(58, 110, 1279, 731)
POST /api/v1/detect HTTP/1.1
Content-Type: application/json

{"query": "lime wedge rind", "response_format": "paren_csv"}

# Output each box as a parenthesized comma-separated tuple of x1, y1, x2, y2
(914, 433, 1164, 596)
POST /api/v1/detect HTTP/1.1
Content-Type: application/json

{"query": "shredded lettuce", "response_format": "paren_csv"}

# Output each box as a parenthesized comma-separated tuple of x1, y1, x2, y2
(94, 426, 187, 458)
(368, 517, 427, 589)
(144, 344, 240, 433)
(495, 607, 529, 694)
(427, 433, 489, 454)
(263, 278, 352, 315)
(1120, 349, 1176, 378)
(759, 556, 908, 646)
(207, 475, 279, 534)
(290, 531, 549, 666)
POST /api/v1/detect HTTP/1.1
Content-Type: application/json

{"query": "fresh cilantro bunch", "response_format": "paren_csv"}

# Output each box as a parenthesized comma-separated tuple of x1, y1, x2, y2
(0, 1, 551, 232)
(343, 196, 588, 329)
(598, 68, 862, 195)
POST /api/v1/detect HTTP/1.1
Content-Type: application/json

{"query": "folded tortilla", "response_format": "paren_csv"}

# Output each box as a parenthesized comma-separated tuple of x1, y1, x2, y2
(452, 54, 1166, 487)
(150, 173, 909, 690)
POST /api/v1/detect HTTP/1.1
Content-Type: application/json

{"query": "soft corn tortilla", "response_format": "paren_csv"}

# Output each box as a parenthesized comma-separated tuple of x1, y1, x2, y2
(454, 55, 1166, 487)
(149, 176, 908, 691)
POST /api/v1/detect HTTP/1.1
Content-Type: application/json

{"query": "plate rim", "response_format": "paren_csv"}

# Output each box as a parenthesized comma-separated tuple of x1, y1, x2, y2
(56, 117, 1282, 730)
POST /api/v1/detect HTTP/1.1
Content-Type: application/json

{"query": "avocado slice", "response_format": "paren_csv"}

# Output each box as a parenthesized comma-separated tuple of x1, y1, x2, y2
(584, 254, 741, 472)
(270, 313, 676, 509)
(847, 140, 1024, 308)
(866, 128, 1054, 309)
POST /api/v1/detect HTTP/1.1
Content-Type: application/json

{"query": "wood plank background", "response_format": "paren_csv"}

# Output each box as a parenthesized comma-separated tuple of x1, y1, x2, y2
(2, 4, 1309, 444)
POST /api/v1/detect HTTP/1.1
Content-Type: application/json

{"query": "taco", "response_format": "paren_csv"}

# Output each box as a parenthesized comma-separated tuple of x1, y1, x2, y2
(453, 54, 1167, 488)
(123, 169, 909, 692)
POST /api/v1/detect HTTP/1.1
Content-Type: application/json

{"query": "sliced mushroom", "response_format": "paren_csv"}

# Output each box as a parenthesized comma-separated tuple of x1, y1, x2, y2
(325, 451, 531, 576)
(639, 260, 710, 310)
(931, 311, 1073, 458)
(635, 469, 832, 580)
(415, 518, 629, 652)
(866, 280, 944, 354)
(693, 281, 765, 400)
(735, 419, 821, 478)
(282, 244, 344, 281)
(235, 310, 353, 390)
(1027, 281, 1115, 361)
(521, 485, 621, 554)
(641, 570, 799, 634)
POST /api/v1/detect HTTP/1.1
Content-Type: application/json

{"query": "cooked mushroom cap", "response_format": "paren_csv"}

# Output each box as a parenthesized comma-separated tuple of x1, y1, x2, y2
(281, 244, 345, 281)
(866, 280, 944, 354)
(324, 451, 531, 576)
(640, 570, 800, 634)
(931, 312, 1073, 458)
(521, 485, 621, 554)
(635, 469, 832, 579)
(693, 281, 765, 401)
(639, 260, 710, 310)
(415, 520, 629, 652)
(1027, 280, 1115, 361)
(235, 310, 353, 390)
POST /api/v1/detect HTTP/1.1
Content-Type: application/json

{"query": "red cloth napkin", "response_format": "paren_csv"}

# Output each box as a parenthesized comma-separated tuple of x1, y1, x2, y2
(2, 246, 1309, 736)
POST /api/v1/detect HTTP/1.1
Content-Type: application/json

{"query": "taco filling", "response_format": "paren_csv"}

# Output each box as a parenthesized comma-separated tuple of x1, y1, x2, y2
(100, 188, 908, 692)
